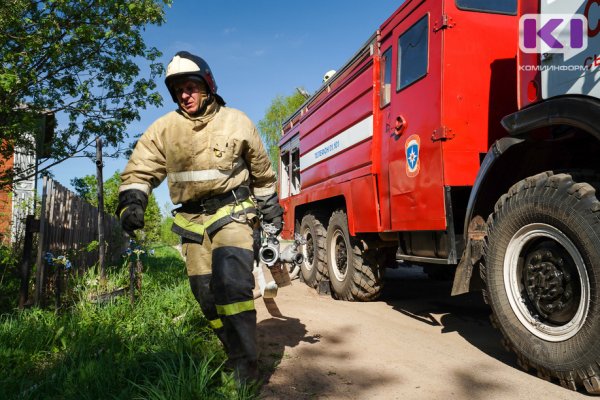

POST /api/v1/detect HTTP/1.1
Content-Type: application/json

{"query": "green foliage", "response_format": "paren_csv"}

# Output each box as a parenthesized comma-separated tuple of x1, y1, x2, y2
(0, 245, 17, 267)
(71, 171, 120, 212)
(0, 242, 20, 310)
(103, 171, 123, 215)
(144, 194, 162, 244)
(71, 174, 98, 206)
(0, 195, 39, 311)
(71, 171, 161, 242)
(160, 216, 180, 246)
(84, 240, 99, 253)
(0, 247, 258, 399)
(0, 0, 172, 187)
(257, 90, 307, 172)
(130, 354, 223, 400)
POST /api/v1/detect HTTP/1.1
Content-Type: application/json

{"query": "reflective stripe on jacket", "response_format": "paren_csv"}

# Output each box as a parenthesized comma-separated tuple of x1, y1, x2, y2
(119, 105, 277, 204)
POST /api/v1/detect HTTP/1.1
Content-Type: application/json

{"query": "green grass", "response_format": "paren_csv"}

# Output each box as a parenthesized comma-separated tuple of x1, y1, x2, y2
(0, 246, 258, 400)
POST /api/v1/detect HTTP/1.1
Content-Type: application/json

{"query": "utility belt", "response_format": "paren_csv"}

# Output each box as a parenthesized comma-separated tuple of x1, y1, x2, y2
(171, 186, 256, 244)
(174, 185, 251, 215)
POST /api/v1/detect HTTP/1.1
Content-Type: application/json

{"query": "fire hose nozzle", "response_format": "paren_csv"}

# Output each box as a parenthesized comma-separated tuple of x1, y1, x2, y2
(259, 242, 280, 267)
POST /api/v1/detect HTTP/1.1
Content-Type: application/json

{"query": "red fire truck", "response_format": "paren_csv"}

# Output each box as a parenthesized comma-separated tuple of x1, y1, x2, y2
(277, 0, 600, 394)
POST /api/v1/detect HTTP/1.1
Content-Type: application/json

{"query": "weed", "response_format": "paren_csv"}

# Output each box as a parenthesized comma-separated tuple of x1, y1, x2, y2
(0, 246, 259, 399)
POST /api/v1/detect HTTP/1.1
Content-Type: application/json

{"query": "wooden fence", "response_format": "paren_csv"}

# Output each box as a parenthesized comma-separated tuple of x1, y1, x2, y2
(23, 177, 127, 307)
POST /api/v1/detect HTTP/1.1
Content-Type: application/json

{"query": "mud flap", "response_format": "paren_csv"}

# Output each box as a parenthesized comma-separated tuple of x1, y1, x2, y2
(452, 216, 486, 296)
(451, 244, 473, 296)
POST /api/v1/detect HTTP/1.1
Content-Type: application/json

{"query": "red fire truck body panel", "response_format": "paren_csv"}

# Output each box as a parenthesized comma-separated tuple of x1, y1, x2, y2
(279, 0, 518, 239)
(378, 4, 446, 232)
(299, 67, 373, 151)
(439, 1, 519, 184)
(279, 35, 380, 236)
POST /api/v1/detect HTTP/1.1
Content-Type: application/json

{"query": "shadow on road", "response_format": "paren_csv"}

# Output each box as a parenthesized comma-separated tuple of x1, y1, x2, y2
(256, 311, 320, 385)
(256, 266, 585, 399)
(380, 266, 518, 369)
(256, 297, 398, 399)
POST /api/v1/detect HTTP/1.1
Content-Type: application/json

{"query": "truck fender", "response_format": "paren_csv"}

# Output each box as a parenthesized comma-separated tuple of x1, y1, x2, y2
(452, 95, 600, 295)
(453, 95, 600, 295)
(502, 95, 600, 140)
(451, 136, 524, 296)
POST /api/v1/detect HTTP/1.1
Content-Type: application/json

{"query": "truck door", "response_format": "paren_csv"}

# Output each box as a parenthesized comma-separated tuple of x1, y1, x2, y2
(379, 3, 446, 231)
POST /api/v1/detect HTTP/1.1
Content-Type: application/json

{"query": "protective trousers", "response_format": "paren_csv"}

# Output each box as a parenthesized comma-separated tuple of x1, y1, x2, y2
(183, 219, 257, 382)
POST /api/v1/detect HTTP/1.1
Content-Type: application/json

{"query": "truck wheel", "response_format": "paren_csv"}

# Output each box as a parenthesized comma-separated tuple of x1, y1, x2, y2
(326, 210, 382, 301)
(299, 214, 326, 288)
(483, 172, 600, 393)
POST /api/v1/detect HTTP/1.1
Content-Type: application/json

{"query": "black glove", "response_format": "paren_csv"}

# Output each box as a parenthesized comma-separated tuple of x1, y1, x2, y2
(116, 189, 148, 235)
(255, 193, 284, 234)
(268, 214, 283, 235)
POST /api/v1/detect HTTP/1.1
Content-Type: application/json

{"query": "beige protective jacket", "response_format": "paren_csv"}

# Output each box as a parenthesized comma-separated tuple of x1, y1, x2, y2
(119, 104, 277, 204)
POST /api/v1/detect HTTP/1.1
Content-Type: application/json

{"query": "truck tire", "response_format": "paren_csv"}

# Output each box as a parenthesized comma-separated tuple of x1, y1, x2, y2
(483, 171, 600, 394)
(299, 213, 327, 288)
(325, 210, 382, 301)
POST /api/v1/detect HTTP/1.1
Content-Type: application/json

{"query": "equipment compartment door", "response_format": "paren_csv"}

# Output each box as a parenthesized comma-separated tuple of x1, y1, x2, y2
(379, 4, 446, 231)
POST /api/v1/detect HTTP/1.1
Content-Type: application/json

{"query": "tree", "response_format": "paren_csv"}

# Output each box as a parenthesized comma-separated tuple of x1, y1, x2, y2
(71, 171, 162, 243)
(257, 90, 307, 172)
(71, 174, 98, 205)
(159, 216, 180, 246)
(143, 195, 161, 243)
(0, 0, 172, 187)
(72, 170, 120, 213)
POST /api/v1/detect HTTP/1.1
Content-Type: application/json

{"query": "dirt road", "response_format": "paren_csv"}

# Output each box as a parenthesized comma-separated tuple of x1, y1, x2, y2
(255, 267, 588, 400)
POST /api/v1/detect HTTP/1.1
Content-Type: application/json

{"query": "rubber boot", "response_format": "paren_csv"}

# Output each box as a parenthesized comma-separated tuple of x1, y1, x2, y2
(211, 244, 259, 385)
(233, 358, 259, 385)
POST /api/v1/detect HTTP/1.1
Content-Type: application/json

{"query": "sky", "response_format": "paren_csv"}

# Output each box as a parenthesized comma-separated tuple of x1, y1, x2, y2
(49, 0, 401, 214)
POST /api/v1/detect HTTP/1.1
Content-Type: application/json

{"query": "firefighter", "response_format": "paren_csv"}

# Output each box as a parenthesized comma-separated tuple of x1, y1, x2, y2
(116, 51, 283, 383)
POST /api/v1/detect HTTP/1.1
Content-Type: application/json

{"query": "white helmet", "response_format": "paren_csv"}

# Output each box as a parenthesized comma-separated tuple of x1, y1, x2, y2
(323, 70, 336, 83)
(165, 51, 224, 105)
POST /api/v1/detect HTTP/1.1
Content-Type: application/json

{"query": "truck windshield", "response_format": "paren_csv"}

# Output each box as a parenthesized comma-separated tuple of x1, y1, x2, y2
(455, 0, 516, 15)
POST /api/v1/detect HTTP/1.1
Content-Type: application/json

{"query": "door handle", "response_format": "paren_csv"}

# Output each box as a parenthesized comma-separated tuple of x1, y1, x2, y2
(394, 115, 407, 136)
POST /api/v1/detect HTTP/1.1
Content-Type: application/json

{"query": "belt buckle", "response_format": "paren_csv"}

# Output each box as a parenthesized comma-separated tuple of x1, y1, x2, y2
(201, 198, 220, 214)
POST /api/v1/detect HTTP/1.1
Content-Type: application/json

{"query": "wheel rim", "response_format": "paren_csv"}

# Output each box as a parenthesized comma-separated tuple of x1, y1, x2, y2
(301, 227, 314, 272)
(329, 228, 348, 282)
(504, 223, 590, 342)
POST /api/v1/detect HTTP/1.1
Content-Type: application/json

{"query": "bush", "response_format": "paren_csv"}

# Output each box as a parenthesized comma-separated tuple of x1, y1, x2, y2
(159, 217, 180, 246)
(0, 241, 22, 312)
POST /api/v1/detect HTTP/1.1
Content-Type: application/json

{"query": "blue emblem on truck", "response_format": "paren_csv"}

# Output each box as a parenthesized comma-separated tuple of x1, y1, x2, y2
(405, 135, 420, 177)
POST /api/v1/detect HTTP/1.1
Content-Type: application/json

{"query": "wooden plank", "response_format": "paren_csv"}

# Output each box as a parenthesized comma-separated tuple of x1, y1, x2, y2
(47, 180, 57, 254)
(34, 177, 50, 306)
(30, 176, 129, 290)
